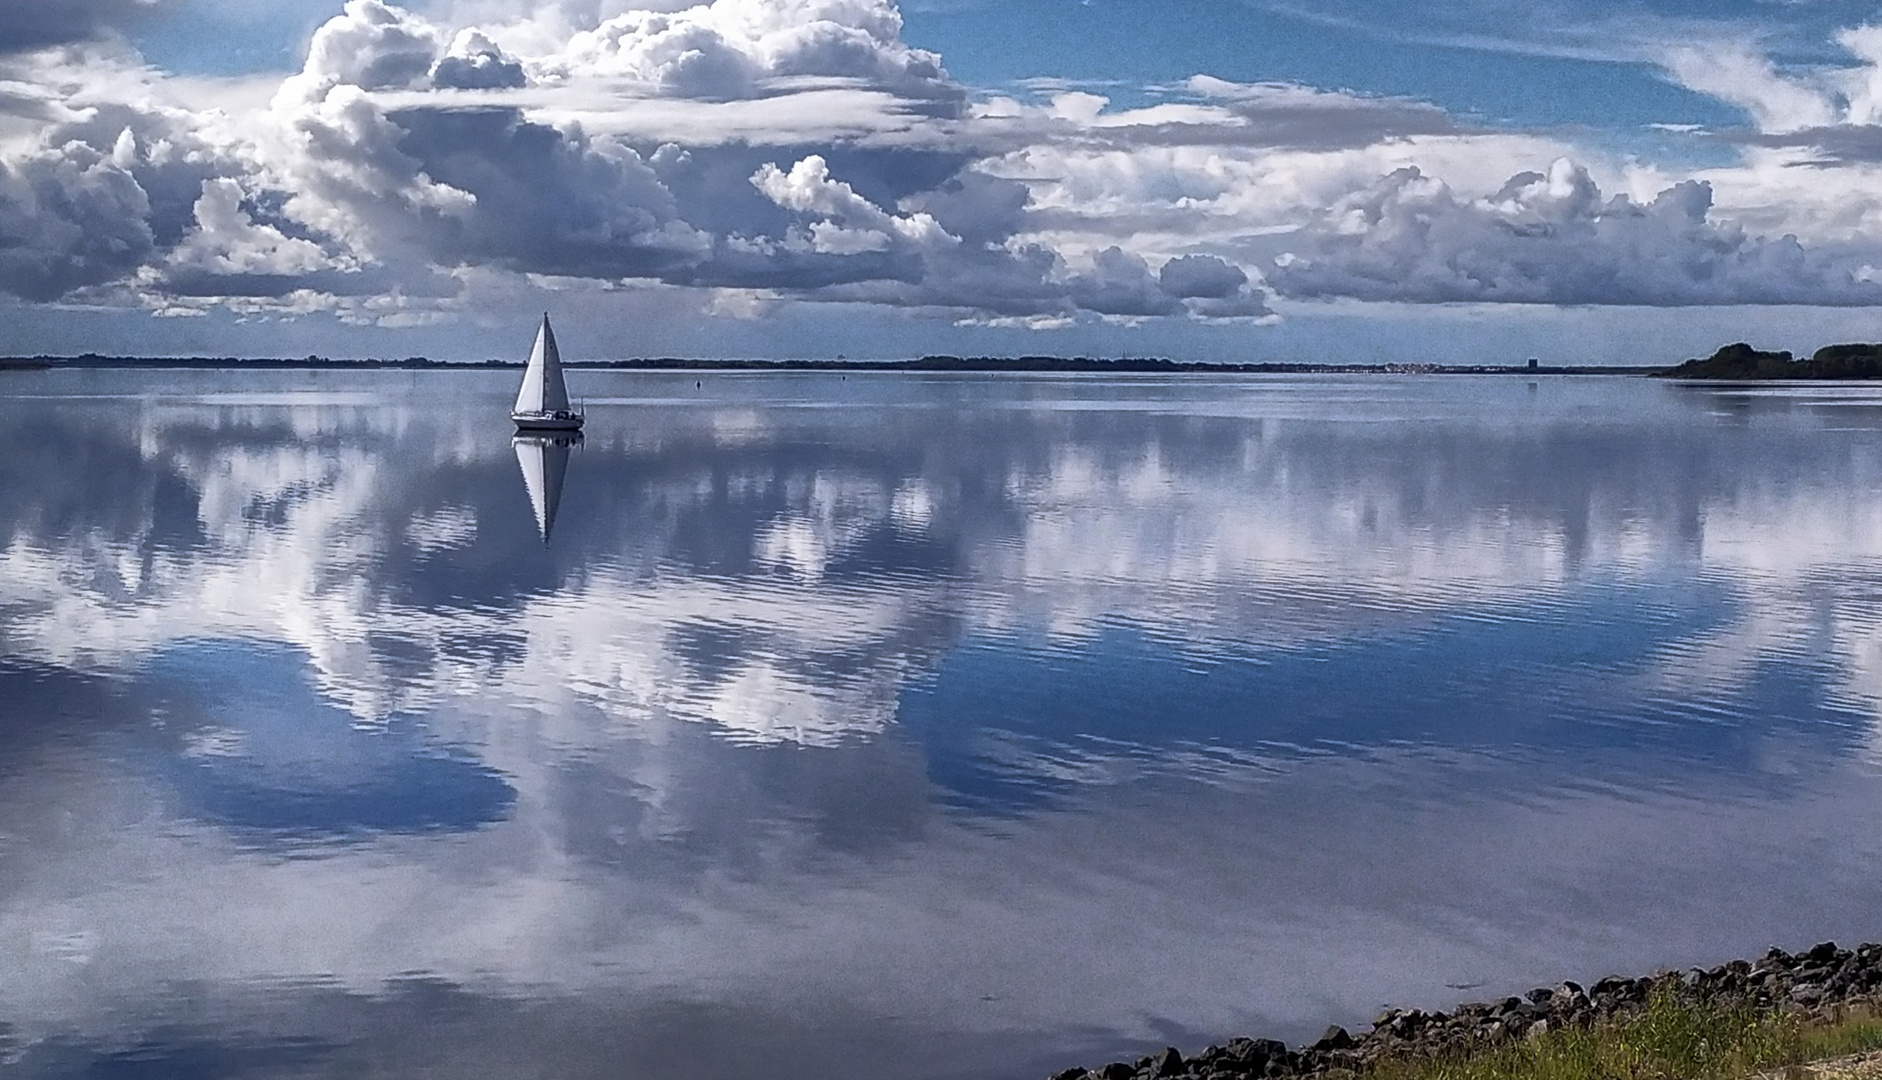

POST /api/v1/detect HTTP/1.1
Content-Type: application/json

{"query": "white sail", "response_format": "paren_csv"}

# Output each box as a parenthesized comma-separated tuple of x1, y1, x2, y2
(512, 435, 575, 541)
(512, 313, 572, 415)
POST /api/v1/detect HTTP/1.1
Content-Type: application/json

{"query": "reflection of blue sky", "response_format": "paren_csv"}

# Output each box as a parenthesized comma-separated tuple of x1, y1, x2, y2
(143, 641, 513, 841)
(24, 1033, 341, 1080)
(13, 374, 1882, 1078)
(902, 575, 1868, 814)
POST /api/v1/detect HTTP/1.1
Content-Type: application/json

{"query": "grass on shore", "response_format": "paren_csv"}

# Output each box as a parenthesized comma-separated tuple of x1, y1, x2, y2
(1371, 992, 1882, 1080)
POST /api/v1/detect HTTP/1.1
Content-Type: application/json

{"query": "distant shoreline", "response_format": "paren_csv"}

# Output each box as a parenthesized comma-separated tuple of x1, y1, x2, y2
(0, 355, 1663, 375)
(14, 341, 1882, 378)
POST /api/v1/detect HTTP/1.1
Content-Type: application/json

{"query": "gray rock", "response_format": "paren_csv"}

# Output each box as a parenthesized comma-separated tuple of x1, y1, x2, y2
(1151, 1048, 1185, 1077)
(1312, 1027, 1355, 1052)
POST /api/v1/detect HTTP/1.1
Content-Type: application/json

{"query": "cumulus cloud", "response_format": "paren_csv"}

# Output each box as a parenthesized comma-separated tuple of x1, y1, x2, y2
(1061, 245, 1272, 322)
(968, 82, 1591, 293)
(752, 153, 954, 253)
(266, 2, 698, 288)
(538, 0, 959, 108)
(299, 0, 443, 93)
(144, 177, 399, 301)
(1159, 253, 1272, 319)
(392, 109, 708, 276)
(230, 0, 1150, 321)
(0, 135, 153, 301)
(1269, 158, 1882, 306)
(1067, 246, 1181, 318)
(165, 178, 328, 277)
(731, 153, 1271, 320)
(430, 28, 527, 89)
(11, 0, 1882, 333)
(0, 0, 1090, 323)
(1159, 253, 1248, 299)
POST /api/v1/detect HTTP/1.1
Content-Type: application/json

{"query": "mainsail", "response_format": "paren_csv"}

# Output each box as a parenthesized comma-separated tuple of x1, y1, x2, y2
(513, 313, 572, 416)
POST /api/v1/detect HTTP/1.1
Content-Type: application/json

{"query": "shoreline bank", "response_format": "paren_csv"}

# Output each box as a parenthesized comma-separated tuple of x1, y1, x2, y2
(1048, 941, 1882, 1080)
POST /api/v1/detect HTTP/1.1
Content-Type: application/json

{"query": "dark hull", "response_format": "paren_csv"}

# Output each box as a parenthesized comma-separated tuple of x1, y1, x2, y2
(511, 412, 584, 432)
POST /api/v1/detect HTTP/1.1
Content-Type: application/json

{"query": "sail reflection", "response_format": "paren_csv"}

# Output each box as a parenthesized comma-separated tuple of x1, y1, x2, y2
(511, 432, 580, 542)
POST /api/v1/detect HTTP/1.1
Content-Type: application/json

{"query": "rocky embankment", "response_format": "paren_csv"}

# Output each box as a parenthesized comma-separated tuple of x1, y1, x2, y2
(1049, 941, 1882, 1080)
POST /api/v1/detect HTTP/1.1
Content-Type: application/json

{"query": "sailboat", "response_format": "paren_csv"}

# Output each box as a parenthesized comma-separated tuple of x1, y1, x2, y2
(512, 432, 579, 542)
(511, 313, 584, 431)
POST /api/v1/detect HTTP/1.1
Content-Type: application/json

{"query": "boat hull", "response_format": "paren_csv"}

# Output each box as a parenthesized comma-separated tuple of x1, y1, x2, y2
(512, 411, 584, 432)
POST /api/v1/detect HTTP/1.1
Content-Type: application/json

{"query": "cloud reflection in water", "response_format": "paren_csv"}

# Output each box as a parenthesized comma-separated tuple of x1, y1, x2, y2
(3, 371, 1882, 1078)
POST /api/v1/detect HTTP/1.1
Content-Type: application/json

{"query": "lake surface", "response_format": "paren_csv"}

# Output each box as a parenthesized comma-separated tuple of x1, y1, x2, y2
(5, 369, 1882, 1078)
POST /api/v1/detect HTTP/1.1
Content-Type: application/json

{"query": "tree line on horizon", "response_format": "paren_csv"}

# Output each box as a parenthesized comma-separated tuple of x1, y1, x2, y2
(1660, 342, 1882, 379)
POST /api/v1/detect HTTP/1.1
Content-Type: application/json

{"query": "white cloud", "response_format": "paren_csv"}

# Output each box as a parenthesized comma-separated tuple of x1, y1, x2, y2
(1661, 42, 1835, 134)
(1658, 23, 1882, 166)
(6, 1, 1882, 332)
(430, 27, 526, 89)
(310, 0, 444, 91)
(0, 134, 153, 301)
(752, 153, 953, 249)
(9, 0, 1251, 323)
(534, 0, 958, 107)
(1270, 157, 1882, 306)
(162, 177, 333, 276)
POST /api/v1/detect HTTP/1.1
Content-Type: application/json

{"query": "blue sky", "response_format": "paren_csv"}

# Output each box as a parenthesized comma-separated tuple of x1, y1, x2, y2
(122, 0, 1852, 129)
(910, 0, 1730, 127)
(8, 0, 1882, 362)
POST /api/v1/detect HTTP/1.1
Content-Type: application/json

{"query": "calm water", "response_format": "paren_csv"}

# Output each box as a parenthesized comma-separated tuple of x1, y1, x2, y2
(5, 369, 1882, 1078)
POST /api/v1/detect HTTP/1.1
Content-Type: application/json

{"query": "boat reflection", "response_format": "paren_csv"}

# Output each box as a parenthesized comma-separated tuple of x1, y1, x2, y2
(512, 432, 581, 542)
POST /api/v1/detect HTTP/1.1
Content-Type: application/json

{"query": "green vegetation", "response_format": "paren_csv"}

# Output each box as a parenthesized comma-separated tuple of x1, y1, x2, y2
(1376, 990, 1882, 1080)
(1659, 342, 1882, 379)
